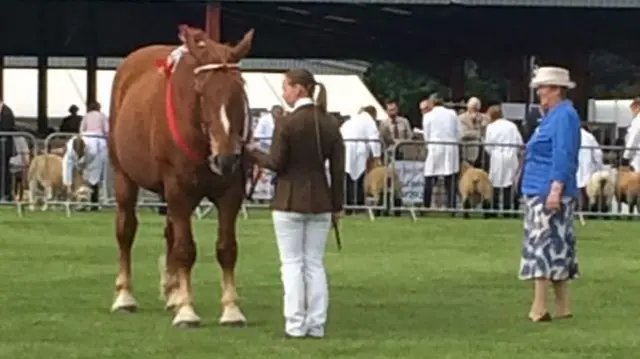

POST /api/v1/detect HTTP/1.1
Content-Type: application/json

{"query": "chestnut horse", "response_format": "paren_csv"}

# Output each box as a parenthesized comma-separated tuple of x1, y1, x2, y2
(108, 25, 254, 328)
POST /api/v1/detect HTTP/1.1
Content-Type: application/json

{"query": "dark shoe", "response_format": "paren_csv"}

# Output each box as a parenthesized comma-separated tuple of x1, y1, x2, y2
(529, 312, 552, 322)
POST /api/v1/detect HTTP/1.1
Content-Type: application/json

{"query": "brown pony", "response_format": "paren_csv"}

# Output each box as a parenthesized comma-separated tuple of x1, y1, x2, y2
(108, 25, 254, 328)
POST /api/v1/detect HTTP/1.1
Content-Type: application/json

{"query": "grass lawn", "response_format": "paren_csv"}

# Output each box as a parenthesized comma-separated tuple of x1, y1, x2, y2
(0, 209, 639, 359)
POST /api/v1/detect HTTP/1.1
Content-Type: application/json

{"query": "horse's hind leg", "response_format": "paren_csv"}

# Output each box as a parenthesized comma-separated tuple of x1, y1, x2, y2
(41, 184, 53, 211)
(214, 181, 247, 326)
(111, 170, 140, 313)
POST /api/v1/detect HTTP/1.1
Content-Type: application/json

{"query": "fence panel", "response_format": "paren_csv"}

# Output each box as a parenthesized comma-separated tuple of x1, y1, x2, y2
(12, 133, 640, 221)
(0, 132, 40, 215)
(244, 138, 389, 220)
(389, 140, 640, 220)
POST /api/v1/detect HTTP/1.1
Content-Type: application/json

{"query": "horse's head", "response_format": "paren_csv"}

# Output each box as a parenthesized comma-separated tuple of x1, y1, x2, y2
(180, 25, 254, 175)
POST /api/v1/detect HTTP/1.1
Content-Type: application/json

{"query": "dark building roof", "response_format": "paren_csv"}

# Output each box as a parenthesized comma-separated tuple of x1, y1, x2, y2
(1, 1, 639, 68)
(225, 0, 640, 7)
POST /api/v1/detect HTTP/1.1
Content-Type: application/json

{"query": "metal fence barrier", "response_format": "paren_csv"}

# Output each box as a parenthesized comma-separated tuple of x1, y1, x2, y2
(243, 138, 389, 220)
(0, 132, 40, 216)
(6, 132, 640, 222)
(389, 140, 640, 221)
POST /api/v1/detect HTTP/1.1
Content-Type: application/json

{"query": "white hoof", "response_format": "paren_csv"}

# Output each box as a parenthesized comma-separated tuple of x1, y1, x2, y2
(165, 291, 180, 311)
(172, 306, 201, 328)
(28, 205, 35, 212)
(219, 305, 247, 326)
(110, 291, 138, 313)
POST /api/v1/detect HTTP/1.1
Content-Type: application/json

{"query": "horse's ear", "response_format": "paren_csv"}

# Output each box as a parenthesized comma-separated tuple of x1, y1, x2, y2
(231, 29, 254, 61)
(183, 27, 209, 59)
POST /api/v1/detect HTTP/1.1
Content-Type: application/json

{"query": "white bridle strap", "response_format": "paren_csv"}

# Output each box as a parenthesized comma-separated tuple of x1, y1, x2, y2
(193, 63, 240, 74)
(193, 62, 250, 142)
(242, 101, 250, 142)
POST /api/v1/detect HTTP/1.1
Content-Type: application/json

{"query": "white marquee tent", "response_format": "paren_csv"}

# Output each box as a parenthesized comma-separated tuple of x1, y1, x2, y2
(2, 69, 385, 122)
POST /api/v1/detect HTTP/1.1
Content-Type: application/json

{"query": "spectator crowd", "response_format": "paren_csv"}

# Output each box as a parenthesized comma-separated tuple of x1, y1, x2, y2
(254, 93, 640, 217)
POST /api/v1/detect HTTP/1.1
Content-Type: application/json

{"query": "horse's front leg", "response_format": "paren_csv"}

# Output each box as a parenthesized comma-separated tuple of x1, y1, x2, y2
(215, 184, 247, 326)
(159, 220, 180, 310)
(111, 171, 139, 313)
(167, 200, 201, 328)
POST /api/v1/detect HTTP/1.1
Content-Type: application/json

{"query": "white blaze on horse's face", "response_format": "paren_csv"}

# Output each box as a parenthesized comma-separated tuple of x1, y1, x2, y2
(219, 104, 231, 135)
(207, 104, 232, 175)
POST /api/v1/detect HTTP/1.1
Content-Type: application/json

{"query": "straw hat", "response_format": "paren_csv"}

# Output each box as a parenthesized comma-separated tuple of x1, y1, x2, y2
(530, 66, 575, 89)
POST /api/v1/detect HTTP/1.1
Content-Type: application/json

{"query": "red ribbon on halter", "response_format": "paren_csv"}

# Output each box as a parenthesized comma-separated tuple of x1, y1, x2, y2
(160, 60, 203, 162)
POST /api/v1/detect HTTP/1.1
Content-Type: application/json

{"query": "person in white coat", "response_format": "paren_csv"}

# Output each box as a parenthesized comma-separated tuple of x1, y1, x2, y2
(340, 105, 382, 212)
(622, 98, 640, 171)
(483, 105, 524, 218)
(69, 101, 109, 210)
(252, 105, 284, 189)
(576, 124, 604, 211)
(253, 105, 284, 150)
(421, 94, 462, 212)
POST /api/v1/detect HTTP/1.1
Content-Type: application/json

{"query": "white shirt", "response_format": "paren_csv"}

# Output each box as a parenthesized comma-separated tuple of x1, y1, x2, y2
(291, 97, 313, 112)
(422, 106, 462, 176)
(340, 111, 382, 180)
(9, 136, 29, 169)
(80, 110, 109, 136)
(577, 128, 603, 188)
(623, 114, 640, 171)
(253, 113, 275, 150)
(484, 118, 523, 188)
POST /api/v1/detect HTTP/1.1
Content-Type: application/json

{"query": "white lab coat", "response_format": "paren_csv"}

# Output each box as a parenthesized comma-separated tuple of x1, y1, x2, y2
(577, 128, 603, 188)
(422, 106, 462, 176)
(62, 135, 108, 186)
(483, 118, 523, 188)
(253, 113, 275, 151)
(9, 136, 30, 172)
(623, 114, 640, 172)
(340, 112, 382, 180)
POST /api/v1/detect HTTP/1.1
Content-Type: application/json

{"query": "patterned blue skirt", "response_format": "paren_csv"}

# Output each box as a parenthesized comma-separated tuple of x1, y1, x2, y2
(519, 196, 579, 281)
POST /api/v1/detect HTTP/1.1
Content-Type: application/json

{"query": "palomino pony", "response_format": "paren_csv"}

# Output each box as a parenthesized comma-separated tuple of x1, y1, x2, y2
(108, 25, 254, 328)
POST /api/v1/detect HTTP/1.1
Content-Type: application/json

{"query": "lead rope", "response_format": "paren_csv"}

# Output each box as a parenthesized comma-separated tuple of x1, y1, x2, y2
(244, 96, 260, 201)
(313, 92, 342, 251)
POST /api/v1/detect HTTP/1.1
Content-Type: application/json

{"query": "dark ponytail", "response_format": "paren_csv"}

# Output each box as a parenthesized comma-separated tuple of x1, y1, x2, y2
(313, 82, 327, 113)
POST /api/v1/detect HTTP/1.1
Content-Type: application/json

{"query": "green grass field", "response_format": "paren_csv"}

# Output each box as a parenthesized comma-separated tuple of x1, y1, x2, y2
(0, 209, 639, 359)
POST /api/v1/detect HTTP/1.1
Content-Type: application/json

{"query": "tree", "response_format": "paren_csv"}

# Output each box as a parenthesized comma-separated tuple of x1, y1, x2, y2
(363, 60, 506, 125)
(363, 61, 446, 125)
(589, 50, 640, 98)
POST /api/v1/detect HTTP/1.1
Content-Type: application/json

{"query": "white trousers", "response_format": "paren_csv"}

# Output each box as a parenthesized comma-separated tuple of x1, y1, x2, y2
(272, 210, 331, 337)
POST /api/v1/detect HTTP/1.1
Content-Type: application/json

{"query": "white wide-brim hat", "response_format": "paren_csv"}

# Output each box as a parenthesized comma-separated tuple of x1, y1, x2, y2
(530, 66, 576, 89)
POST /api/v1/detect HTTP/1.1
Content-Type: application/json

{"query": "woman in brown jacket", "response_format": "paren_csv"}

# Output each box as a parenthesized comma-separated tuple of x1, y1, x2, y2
(245, 69, 345, 339)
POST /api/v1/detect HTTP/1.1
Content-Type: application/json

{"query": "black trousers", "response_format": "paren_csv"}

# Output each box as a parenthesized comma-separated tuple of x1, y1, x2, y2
(345, 174, 365, 214)
(491, 186, 519, 218)
(90, 184, 100, 211)
(423, 174, 458, 210)
(0, 137, 13, 200)
(578, 187, 589, 212)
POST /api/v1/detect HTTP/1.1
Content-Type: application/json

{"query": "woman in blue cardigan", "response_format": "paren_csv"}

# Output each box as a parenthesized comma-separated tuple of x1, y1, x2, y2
(519, 67, 581, 323)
